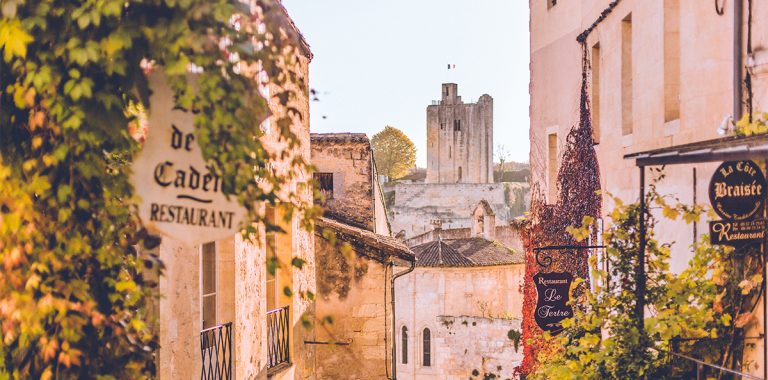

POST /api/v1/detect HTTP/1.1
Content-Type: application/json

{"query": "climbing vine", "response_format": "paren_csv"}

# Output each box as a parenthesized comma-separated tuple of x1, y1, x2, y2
(520, 43, 602, 375)
(0, 0, 313, 378)
(531, 181, 764, 379)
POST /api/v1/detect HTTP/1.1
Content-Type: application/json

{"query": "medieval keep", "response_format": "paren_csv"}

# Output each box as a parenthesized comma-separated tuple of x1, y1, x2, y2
(426, 83, 494, 184)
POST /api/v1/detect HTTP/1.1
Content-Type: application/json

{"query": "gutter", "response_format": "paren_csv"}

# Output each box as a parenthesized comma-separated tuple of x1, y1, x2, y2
(389, 259, 416, 380)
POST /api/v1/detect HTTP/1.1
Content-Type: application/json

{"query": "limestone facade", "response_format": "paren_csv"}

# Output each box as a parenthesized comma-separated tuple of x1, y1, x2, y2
(530, 0, 768, 376)
(395, 256, 525, 379)
(311, 133, 415, 379)
(386, 182, 528, 238)
(426, 83, 494, 184)
(154, 5, 317, 379)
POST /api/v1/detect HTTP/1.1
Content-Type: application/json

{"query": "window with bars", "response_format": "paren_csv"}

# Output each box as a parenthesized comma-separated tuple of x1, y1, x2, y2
(314, 172, 334, 200)
(453, 119, 461, 132)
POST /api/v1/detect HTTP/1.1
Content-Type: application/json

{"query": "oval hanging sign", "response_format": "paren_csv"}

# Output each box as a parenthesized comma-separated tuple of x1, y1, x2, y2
(132, 71, 247, 245)
(708, 160, 766, 221)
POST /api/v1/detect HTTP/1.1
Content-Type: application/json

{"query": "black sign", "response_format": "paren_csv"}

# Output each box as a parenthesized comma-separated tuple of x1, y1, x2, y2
(533, 271, 573, 333)
(710, 219, 766, 246)
(709, 160, 766, 220)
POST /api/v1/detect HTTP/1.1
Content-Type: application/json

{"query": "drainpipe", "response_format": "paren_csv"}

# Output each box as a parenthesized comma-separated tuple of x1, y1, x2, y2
(390, 259, 416, 380)
(734, 0, 744, 121)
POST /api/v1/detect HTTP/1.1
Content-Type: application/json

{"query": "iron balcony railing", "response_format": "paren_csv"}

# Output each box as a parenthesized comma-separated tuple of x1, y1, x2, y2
(267, 305, 290, 371)
(201, 322, 233, 380)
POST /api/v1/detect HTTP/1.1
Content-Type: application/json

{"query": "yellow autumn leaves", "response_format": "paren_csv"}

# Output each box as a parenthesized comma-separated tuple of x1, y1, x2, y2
(0, 19, 32, 62)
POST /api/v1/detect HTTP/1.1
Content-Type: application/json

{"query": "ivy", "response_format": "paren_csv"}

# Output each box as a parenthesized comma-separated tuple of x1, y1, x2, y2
(0, 0, 314, 378)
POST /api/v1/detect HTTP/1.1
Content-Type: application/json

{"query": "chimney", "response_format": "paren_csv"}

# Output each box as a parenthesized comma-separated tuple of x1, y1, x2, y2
(430, 219, 443, 242)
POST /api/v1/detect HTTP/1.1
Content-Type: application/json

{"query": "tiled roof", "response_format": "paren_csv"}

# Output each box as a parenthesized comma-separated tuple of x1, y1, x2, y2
(310, 133, 369, 144)
(315, 217, 414, 263)
(412, 237, 523, 268)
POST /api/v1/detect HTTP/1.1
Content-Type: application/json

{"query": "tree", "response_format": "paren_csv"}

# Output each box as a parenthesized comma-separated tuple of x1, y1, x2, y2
(371, 126, 416, 180)
(533, 188, 759, 379)
(0, 1, 311, 378)
(495, 144, 510, 181)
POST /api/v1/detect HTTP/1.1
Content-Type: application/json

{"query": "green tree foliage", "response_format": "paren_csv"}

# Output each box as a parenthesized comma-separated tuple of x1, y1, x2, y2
(371, 125, 416, 180)
(0, 0, 311, 377)
(533, 183, 762, 379)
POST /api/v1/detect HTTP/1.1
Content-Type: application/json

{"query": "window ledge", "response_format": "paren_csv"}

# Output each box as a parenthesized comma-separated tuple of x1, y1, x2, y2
(267, 362, 291, 377)
(621, 134, 634, 148)
(664, 119, 680, 137)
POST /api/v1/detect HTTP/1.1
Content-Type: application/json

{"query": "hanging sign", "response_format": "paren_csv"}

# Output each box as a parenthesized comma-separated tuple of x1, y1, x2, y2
(132, 71, 247, 245)
(533, 271, 573, 333)
(709, 219, 766, 246)
(708, 160, 766, 220)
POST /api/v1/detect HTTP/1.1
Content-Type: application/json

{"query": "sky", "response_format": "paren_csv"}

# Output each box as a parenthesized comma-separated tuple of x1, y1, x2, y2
(282, 0, 531, 166)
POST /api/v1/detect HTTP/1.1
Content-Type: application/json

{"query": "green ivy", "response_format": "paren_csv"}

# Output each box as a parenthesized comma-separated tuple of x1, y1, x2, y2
(0, 0, 312, 378)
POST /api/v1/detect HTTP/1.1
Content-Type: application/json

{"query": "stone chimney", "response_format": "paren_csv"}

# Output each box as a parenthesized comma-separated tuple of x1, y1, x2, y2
(430, 219, 443, 242)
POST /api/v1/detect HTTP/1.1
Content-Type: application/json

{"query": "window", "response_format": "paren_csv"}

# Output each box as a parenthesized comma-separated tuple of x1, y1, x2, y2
(664, 0, 680, 122)
(591, 42, 601, 143)
(457, 166, 462, 182)
(314, 172, 334, 200)
(547, 133, 558, 203)
(621, 14, 633, 136)
(402, 327, 408, 364)
(547, 0, 557, 9)
(453, 120, 461, 132)
(201, 242, 217, 330)
(265, 207, 278, 311)
(422, 328, 431, 367)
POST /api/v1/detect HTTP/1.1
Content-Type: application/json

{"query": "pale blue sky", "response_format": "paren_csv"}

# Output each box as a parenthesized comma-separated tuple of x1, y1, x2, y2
(282, 0, 530, 166)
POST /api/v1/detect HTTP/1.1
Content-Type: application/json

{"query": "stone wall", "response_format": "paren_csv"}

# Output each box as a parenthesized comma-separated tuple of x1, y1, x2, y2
(426, 84, 494, 184)
(311, 135, 375, 231)
(433, 316, 522, 379)
(314, 237, 392, 380)
(395, 265, 525, 379)
(386, 182, 528, 238)
(530, 0, 768, 376)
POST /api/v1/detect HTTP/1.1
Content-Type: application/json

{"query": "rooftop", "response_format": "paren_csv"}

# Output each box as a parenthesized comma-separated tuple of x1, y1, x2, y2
(310, 133, 369, 144)
(412, 237, 523, 268)
(315, 217, 413, 263)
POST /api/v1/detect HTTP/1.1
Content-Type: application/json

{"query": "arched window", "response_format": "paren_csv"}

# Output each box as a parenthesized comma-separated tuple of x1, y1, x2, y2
(422, 328, 431, 367)
(401, 326, 408, 364)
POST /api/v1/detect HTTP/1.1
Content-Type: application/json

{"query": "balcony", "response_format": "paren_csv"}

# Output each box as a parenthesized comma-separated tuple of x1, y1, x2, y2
(267, 305, 291, 373)
(201, 322, 233, 380)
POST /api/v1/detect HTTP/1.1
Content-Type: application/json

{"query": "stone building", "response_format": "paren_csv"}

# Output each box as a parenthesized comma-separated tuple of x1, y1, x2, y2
(386, 84, 528, 239)
(150, 5, 318, 379)
(395, 221, 525, 380)
(426, 83, 494, 184)
(386, 181, 528, 238)
(530, 0, 768, 377)
(310, 133, 415, 379)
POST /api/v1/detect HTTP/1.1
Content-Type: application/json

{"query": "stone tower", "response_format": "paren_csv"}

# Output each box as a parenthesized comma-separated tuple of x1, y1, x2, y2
(426, 83, 493, 184)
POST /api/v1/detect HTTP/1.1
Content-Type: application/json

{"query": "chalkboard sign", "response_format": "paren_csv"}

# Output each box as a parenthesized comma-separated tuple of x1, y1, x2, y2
(533, 271, 573, 333)
(708, 160, 766, 221)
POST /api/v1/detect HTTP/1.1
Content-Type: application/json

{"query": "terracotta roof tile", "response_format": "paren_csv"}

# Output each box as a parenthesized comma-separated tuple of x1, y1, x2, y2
(412, 237, 523, 267)
(315, 217, 413, 263)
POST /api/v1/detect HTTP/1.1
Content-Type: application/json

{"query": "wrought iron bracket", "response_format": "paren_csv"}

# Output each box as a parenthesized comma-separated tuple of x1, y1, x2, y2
(532, 244, 606, 268)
